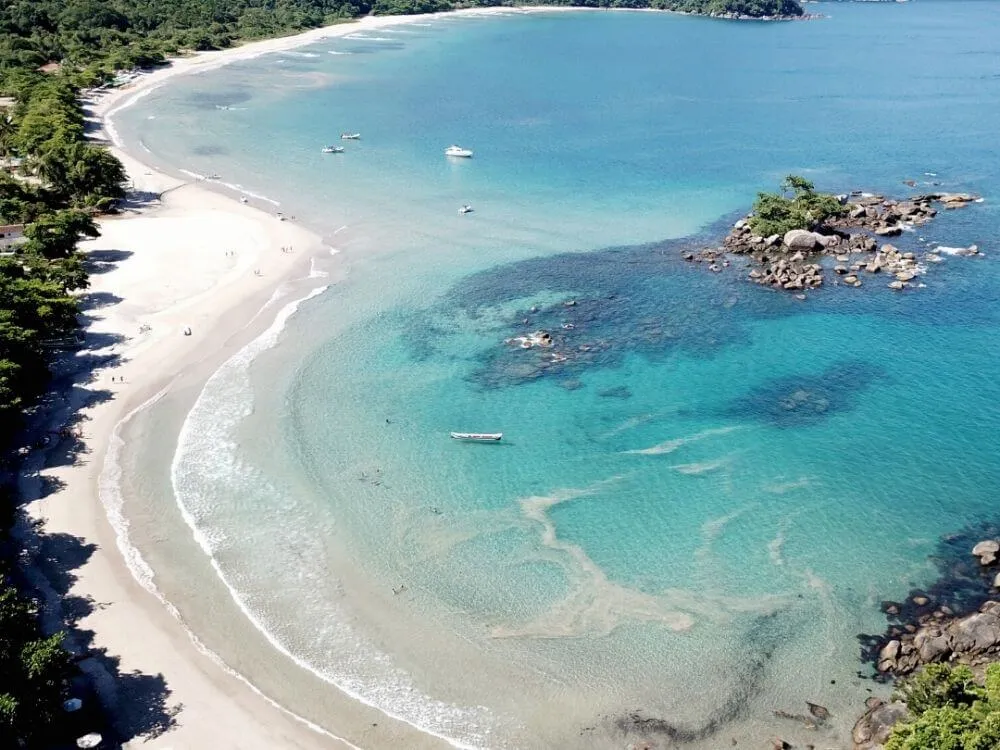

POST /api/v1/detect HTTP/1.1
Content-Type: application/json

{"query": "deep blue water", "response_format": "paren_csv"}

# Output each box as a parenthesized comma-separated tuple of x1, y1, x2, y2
(120, 3, 1000, 747)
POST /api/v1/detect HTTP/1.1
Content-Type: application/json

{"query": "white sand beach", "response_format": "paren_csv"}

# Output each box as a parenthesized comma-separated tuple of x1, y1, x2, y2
(14, 9, 552, 749)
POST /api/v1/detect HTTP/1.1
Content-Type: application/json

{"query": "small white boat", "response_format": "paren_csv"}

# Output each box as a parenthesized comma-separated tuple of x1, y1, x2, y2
(459, 204, 473, 214)
(322, 146, 345, 153)
(341, 133, 361, 140)
(450, 432, 502, 442)
(445, 145, 473, 158)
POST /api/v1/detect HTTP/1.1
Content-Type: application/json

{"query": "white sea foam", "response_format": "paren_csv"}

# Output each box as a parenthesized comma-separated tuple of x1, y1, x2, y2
(671, 456, 730, 475)
(624, 425, 739, 455)
(286, 51, 321, 58)
(764, 476, 813, 494)
(99, 385, 365, 749)
(170, 289, 498, 749)
(216, 180, 281, 206)
(308, 257, 328, 278)
(343, 34, 397, 41)
(499, 478, 789, 639)
(327, 50, 354, 55)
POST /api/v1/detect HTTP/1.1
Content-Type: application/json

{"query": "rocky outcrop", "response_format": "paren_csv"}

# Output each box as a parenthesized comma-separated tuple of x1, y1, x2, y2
(872, 542, 1000, 677)
(692, 190, 984, 296)
(852, 699, 909, 750)
(972, 539, 999, 565)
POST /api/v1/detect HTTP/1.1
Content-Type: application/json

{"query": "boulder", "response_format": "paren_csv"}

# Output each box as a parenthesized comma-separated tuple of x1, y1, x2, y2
(875, 225, 903, 237)
(835, 265, 848, 274)
(784, 229, 820, 250)
(877, 639, 900, 672)
(766, 234, 782, 247)
(973, 539, 1000, 565)
(914, 628, 952, 663)
(993, 573, 1000, 589)
(852, 700, 909, 750)
(816, 233, 840, 248)
(949, 605, 1000, 655)
(888, 280, 906, 290)
(896, 271, 916, 282)
(734, 219, 748, 230)
(939, 193, 976, 205)
(844, 275, 861, 286)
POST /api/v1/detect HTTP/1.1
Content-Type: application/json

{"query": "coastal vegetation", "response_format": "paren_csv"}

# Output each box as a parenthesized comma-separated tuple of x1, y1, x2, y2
(885, 663, 1000, 749)
(748, 175, 846, 237)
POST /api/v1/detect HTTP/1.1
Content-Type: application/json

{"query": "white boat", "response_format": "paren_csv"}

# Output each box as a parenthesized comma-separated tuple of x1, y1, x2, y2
(322, 146, 345, 153)
(450, 431, 502, 442)
(341, 133, 361, 140)
(459, 204, 473, 214)
(445, 145, 473, 158)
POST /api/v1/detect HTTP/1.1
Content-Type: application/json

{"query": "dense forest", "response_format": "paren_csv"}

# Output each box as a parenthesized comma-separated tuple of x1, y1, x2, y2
(0, 0, 800, 744)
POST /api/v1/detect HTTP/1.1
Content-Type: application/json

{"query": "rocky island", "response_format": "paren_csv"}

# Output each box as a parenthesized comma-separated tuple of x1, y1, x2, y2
(684, 176, 982, 296)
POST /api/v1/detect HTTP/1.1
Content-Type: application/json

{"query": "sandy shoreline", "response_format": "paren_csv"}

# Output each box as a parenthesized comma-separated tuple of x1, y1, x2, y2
(18, 8, 551, 749)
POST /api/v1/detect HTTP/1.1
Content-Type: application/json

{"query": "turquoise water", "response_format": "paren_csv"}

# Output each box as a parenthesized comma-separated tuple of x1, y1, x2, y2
(118, 4, 1000, 747)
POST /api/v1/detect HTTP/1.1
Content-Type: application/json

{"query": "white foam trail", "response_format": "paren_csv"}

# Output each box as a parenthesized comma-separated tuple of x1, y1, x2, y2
(138, 140, 152, 153)
(286, 51, 321, 58)
(328, 50, 354, 55)
(308, 257, 328, 278)
(343, 34, 397, 41)
(624, 425, 739, 456)
(216, 180, 281, 206)
(671, 456, 730, 475)
(764, 477, 812, 494)
(170, 290, 497, 749)
(333, 225, 348, 235)
(99, 384, 364, 749)
(179, 168, 207, 181)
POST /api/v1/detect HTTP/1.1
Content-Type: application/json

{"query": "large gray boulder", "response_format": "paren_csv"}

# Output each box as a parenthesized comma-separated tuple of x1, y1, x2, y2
(973, 539, 1000, 565)
(784, 229, 820, 250)
(852, 699, 909, 750)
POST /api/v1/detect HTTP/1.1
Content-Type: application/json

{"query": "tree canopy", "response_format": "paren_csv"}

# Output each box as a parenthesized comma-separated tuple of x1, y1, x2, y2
(748, 174, 845, 237)
(887, 664, 1000, 750)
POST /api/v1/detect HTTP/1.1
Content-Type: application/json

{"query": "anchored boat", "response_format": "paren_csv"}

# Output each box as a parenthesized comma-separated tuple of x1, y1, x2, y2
(445, 145, 473, 158)
(450, 432, 502, 442)
(341, 133, 361, 140)
(322, 146, 345, 153)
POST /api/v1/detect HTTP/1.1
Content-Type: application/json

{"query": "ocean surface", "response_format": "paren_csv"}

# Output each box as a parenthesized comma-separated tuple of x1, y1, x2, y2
(113, 3, 1000, 747)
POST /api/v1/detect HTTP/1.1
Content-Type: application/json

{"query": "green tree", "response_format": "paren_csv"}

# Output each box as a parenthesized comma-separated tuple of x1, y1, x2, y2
(886, 664, 1000, 750)
(748, 174, 845, 237)
(23, 209, 99, 259)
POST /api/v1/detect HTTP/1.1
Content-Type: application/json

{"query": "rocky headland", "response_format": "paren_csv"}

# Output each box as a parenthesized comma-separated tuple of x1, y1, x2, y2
(684, 190, 982, 296)
(851, 535, 1000, 749)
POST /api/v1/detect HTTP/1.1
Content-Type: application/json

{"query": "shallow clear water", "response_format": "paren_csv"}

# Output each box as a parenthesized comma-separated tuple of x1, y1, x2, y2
(118, 3, 1000, 747)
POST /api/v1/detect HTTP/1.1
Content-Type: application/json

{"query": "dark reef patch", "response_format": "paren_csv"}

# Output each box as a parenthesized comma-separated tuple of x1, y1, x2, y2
(720, 360, 885, 428)
(402, 195, 999, 392)
(600, 609, 833, 745)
